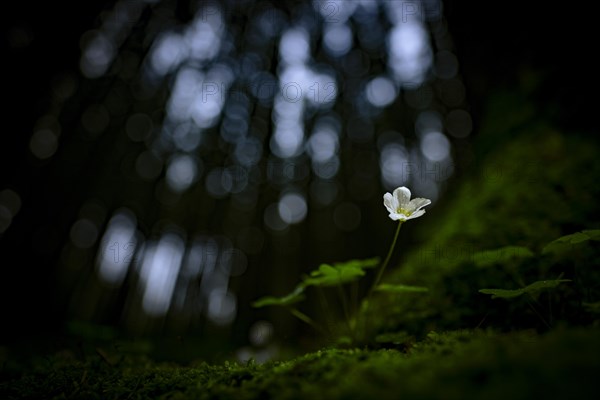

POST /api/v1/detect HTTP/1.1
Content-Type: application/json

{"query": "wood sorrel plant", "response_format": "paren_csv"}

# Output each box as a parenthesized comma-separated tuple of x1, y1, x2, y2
(253, 186, 431, 342)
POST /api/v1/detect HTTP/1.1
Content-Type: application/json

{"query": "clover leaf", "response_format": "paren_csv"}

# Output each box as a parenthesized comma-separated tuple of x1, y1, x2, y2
(479, 278, 571, 299)
(303, 263, 365, 287)
(542, 229, 600, 255)
(302, 257, 380, 287)
(252, 285, 305, 308)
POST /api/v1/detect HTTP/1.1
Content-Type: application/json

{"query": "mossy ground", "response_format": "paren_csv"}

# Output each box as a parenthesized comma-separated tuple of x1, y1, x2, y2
(2, 329, 599, 400)
(2, 83, 600, 399)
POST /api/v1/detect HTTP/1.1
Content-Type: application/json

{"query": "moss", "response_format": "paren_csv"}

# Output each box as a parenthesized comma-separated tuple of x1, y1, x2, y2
(2, 329, 599, 399)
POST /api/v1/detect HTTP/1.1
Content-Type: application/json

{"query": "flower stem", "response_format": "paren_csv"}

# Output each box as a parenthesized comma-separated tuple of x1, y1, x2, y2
(336, 282, 354, 338)
(290, 308, 326, 334)
(360, 222, 402, 340)
(372, 222, 403, 292)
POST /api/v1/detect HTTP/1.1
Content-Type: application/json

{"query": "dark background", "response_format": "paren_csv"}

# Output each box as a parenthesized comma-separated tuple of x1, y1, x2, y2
(2, 1, 115, 340)
(1, 0, 596, 342)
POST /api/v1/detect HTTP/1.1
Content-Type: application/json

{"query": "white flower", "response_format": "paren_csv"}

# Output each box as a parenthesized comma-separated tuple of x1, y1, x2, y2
(383, 186, 431, 222)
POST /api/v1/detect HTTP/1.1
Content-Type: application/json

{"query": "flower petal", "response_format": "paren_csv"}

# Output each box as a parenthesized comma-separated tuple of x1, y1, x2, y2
(388, 212, 406, 221)
(406, 209, 426, 220)
(383, 192, 398, 214)
(393, 186, 411, 207)
(407, 198, 431, 212)
(388, 213, 400, 221)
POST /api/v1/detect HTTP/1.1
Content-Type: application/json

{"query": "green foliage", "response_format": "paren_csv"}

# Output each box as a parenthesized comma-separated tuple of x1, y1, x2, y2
(542, 229, 600, 255)
(375, 284, 429, 293)
(472, 232, 596, 300)
(252, 285, 305, 308)
(470, 230, 600, 270)
(478, 279, 571, 299)
(304, 263, 364, 287)
(302, 257, 380, 287)
(303, 257, 379, 286)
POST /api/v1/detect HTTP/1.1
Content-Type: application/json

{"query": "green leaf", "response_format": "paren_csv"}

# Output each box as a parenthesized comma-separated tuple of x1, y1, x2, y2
(303, 257, 380, 287)
(479, 278, 571, 299)
(524, 279, 571, 292)
(304, 263, 365, 287)
(478, 288, 523, 299)
(337, 257, 380, 270)
(252, 285, 305, 308)
(542, 230, 600, 254)
(583, 229, 600, 240)
(471, 246, 534, 267)
(376, 283, 429, 293)
(310, 263, 337, 277)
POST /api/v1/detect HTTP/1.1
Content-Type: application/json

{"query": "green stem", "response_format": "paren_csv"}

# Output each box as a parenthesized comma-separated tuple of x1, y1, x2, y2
(351, 281, 358, 325)
(336, 282, 353, 338)
(372, 222, 403, 293)
(526, 298, 552, 330)
(290, 308, 326, 334)
(316, 287, 334, 334)
(360, 222, 403, 339)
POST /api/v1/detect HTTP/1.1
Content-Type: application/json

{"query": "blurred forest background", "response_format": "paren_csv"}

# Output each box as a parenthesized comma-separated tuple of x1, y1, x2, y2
(1, 0, 596, 360)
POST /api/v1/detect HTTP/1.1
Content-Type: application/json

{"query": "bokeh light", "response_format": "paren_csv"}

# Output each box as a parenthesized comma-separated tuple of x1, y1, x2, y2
(0, 189, 21, 218)
(29, 129, 58, 159)
(166, 154, 200, 193)
(420, 131, 451, 162)
(278, 192, 308, 224)
(446, 109, 473, 138)
(96, 209, 137, 287)
(366, 76, 398, 108)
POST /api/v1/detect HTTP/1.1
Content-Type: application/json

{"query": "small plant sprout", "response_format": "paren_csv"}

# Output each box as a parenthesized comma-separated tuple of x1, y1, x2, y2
(253, 186, 431, 343)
